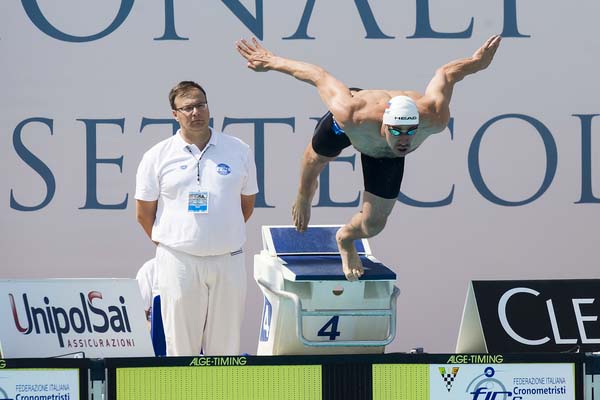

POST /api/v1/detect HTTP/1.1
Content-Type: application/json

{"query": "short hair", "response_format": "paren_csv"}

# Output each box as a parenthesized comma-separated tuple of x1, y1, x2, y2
(169, 81, 207, 109)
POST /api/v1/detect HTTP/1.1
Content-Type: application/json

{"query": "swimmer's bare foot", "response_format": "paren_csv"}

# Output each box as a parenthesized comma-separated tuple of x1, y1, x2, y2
(471, 35, 501, 72)
(292, 194, 312, 232)
(336, 228, 364, 281)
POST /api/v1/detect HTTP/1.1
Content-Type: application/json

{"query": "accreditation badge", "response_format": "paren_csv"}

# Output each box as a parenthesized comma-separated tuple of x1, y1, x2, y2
(188, 191, 209, 213)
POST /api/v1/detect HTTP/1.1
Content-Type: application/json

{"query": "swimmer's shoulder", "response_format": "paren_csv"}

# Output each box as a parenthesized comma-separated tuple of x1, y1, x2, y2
(343, 90, 390, 125)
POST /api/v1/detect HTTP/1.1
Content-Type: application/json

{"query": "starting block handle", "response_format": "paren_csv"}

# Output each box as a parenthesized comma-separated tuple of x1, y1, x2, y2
(256, 279, 400, 347)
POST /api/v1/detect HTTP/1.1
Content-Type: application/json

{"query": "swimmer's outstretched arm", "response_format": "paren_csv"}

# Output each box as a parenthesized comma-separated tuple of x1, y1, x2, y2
(434, 35, 501, 85)
(421, 34, 502, 127)
(236, 37, 361, 123)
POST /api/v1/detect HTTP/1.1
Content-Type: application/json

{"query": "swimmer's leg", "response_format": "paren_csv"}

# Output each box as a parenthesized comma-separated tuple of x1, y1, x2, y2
(336, 191, 396, 281)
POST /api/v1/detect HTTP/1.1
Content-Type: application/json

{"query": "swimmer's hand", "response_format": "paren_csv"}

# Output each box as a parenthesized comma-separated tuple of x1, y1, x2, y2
(236, 37, 274, 72)
(471, 35, 502, 71)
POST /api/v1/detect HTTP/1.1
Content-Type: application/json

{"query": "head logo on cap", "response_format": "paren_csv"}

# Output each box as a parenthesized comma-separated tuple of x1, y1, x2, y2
(383, 96, 419, 125)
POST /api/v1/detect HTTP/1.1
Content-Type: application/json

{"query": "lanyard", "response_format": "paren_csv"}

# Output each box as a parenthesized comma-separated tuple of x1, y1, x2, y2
(185, 144, 211, 185)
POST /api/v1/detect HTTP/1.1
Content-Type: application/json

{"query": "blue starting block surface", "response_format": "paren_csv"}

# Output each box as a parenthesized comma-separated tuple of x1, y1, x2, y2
(279, 255, 396, 281)
(266, 226, 366, 255)
(263, 226, 396, 281)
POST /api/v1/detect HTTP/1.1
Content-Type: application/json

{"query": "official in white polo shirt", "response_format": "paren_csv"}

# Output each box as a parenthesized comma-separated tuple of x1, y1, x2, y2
(135, 81, 258, 356)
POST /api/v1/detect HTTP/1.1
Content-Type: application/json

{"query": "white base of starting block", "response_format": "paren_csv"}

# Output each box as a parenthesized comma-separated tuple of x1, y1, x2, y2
(255, 226, 399, 356)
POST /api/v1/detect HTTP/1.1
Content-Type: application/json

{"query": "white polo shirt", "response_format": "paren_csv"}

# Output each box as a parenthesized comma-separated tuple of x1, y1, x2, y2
(135, 129, 258, 256)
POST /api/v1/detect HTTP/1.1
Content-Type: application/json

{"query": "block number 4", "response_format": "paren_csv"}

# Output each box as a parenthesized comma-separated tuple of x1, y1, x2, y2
(317, 316, 341, 340)
(260, 299, 272, 341)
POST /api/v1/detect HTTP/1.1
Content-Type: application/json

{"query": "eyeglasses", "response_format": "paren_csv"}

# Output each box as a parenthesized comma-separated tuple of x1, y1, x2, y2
(176, 102, 208, 114)
(388, 125, 418, 136)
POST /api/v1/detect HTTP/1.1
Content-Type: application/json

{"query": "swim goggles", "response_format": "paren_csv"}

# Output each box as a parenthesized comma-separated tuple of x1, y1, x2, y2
(388, 126, 418, 136)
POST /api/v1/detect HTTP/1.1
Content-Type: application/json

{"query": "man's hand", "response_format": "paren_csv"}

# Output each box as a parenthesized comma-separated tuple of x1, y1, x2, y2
(471, 34, 502, 71)
(236, 37, 274, 72)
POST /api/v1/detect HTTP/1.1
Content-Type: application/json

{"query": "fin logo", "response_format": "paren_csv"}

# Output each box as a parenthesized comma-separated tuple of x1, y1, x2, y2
(438, 366, 460, 392)
(467, 367, 518, 400)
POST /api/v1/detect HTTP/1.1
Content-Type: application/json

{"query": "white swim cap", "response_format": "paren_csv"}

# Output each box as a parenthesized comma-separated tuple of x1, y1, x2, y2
(382, 96, 419, 126)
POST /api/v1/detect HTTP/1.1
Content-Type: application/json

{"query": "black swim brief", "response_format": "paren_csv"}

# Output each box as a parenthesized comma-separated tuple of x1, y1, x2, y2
(311, 110, 405, 200)
(311, 111, 351, 158)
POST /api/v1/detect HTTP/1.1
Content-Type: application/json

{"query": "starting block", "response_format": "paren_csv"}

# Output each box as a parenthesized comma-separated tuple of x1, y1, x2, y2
(254, 225, 400, 355)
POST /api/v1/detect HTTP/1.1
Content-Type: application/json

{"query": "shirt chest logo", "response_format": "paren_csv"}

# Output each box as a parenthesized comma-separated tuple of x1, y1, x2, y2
(216, 163, 231, 175)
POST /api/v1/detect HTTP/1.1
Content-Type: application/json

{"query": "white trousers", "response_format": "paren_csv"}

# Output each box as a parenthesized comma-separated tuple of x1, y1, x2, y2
(155, 244, 247, 356)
